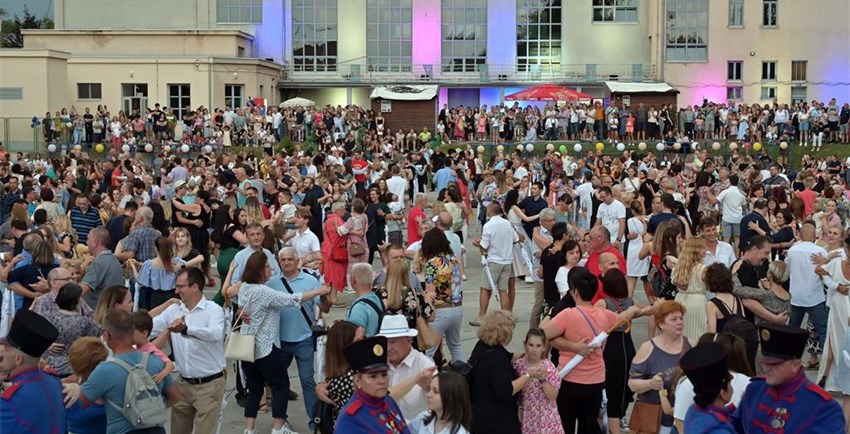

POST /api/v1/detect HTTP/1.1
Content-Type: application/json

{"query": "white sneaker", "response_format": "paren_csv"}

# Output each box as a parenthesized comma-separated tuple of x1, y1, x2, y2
(524, 276, 534, 284)
(272, 426, 299, 434)
(462, 274, 467, 281)
(244, 430, 256, 434)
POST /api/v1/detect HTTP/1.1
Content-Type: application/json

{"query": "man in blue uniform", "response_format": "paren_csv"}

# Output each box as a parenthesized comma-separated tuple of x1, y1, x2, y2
(0, 310, 64, 434)
(335, 336, 411, 434)
(681, 342, 736, 433)
(732, 323, 845, 433)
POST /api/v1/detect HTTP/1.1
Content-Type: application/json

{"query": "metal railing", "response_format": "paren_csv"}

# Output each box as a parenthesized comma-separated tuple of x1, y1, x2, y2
(283, 63, 658, 85)
(0, 118, 43, 153)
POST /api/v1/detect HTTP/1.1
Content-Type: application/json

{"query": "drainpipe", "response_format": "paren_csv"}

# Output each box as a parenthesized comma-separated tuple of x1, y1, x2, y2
(208, 56, 214, 109)
(659, 0, 666, 82)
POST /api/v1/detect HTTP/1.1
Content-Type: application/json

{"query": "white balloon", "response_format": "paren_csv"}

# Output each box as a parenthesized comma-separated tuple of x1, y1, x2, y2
(673, 142, 681, 150)
(638, 142, 647, 150)
(47, 144, 56, 152)
(525, 144, 534, 152)
(780, 141, 788, 149)
(616, 142, 625, 151)
(573, 143, 582, 152)
(712, 142, 721, 150)
(163, 145, 171, 153)
(65, 122, 73, 128)
(546, 143, 555, 151)
(144, 144, 153, 153)
(656, 143, 665, 151)
(204, 145, 213, 154)
(181, 144, 190, 153)
(122, 144, 130, 153)
(729, 142, 739, 151)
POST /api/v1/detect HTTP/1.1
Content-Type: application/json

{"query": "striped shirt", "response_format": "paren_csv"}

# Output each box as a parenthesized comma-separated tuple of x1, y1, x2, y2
(69, 206, 103, 244)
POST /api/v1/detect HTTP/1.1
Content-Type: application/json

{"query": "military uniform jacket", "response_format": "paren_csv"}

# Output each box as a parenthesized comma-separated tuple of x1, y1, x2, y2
(731, 370, 845, 433)
(0, 367, 66, 434)
(335, 389, 410, 434)
(684, 403, 737, 434)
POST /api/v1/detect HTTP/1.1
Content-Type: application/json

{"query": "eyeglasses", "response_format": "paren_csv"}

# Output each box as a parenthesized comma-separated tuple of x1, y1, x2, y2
(175, 283, 192, 289)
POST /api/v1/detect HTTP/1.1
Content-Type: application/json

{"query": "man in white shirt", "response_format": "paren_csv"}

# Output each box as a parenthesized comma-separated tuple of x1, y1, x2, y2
(573, 171, 595, 231)
(785, 222, 841, 361)
(152, 267, 226, 434)
(379, 315, 436, 422)
(594, 186, 626, 247)
(710, 175, 748, 252)
(287, 209, 322, 271)
(474, 203, 519, 323)
(386, 165, 408, 209)
(698, 216, 736, 268)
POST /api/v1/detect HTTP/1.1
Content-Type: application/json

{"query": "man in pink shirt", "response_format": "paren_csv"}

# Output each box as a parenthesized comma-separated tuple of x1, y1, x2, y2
(584, 226, 626, 303)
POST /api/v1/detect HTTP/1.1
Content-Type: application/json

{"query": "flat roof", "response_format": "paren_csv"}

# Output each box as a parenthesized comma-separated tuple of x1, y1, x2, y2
(605, 81, 678, 93)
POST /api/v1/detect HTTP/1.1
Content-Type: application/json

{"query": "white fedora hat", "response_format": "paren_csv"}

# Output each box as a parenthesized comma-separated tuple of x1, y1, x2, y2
(377, 314, 418, 339)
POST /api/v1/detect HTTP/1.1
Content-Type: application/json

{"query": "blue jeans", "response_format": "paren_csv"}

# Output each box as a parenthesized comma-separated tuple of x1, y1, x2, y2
(280, 338, 317, 428)
(425, 306, 465, 362)
(789, 302, 828, 350)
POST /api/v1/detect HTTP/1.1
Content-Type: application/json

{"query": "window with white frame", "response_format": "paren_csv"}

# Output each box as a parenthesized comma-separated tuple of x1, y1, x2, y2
(791, 86, 807, 103)
(516, 0, 563, 72)
(217, 0, 262, 23)
(760, 86, 776, 100)
(761, 61, 776, 80)
(168, 84, 191, 119)
(592, 0, 638, 23)
(727, 61, 743, 81)
(292, 0, 338, 72)
(728, 0, 744, 27)
(791, 61, 807, 81)
(727, 86, 743, 101)
(77, 83, 102, 100)
(441, 0, 488, 72)
(762, 0, 777, 26)
(665, 0, 708, 62)
(225, 84, 244, 108)
(366, 0, 413, 72)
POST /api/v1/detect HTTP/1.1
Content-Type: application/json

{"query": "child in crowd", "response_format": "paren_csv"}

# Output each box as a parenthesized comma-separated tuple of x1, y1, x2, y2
(132, 309, 174, 383)
(386, 192, 405, 246)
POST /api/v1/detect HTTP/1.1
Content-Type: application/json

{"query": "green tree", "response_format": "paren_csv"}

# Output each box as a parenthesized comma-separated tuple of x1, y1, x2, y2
(1, 6, 54, 48)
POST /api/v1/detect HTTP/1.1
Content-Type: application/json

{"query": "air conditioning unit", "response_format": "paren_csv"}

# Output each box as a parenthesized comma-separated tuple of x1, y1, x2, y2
(498, 74, 508, 81)
(419, 74, 431, 81)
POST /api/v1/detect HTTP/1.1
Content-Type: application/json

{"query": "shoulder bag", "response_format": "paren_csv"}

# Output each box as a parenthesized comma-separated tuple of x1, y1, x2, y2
(281, 276, 328, 349)
(224, 291, 269, 362)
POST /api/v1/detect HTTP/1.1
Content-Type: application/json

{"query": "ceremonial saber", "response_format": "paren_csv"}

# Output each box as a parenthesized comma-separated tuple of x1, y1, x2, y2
(480, 255, 500, 302)
(558, 319, 631, 378)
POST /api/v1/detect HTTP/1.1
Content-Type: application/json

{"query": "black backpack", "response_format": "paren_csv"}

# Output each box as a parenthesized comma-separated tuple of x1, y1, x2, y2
(711, 296, 759, 367)
(348, 297, 386, 334)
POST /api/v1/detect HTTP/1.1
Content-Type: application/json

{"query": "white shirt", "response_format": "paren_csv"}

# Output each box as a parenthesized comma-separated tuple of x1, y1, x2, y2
(673, 372, 751, 422)
(408, 411, 471, 434)
(481, 215, 518, 265)
(786, 241, 836, 307)
(704, 241, 736, 268)
(513, 166, 528, 180)
(289, 227, 321, 258)
(575, 182, 594, 212)
(387, 175, 408, 207)
(597, 200, 627, 243)
(389, 349, 435, 422)
(555, 266, 571, 297)
(716, 186, 747, 224)
(151, 297, 226, 378)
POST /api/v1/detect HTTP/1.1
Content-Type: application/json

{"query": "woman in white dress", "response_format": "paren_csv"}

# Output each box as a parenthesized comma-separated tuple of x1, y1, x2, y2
(625, 200, 650, 297)
(814, 237, 850, 411)
(504, 189, 531, 279)
(672, 237, 709, 342)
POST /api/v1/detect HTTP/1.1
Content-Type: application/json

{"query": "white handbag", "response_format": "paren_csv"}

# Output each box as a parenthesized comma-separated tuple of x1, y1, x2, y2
(224, 293, 267, 363)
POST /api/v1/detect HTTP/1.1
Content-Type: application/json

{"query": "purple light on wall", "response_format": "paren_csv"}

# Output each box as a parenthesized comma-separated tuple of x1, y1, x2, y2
(412, 0, 441, 66)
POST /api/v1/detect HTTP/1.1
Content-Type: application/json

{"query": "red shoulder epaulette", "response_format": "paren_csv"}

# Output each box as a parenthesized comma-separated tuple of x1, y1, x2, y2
(0, 383, 21, 399)
(41, 366, 59, 377)
(806, 382, 833, 401)
(345, 399, 363, 415)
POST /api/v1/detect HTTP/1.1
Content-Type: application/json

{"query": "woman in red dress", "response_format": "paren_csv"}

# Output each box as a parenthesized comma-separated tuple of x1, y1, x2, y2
(322, 202, 349, 307)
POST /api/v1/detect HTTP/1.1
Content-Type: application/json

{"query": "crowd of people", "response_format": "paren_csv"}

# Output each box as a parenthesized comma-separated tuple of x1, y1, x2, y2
(1, 95, 850, 434)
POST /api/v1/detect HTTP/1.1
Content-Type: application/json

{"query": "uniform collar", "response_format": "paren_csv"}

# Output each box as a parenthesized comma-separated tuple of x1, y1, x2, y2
(9, 366, 42, 383)
(772, 369, 807, 396)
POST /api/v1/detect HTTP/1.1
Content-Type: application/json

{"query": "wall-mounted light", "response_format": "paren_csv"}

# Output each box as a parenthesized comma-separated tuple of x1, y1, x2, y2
(129, 70, 134, 77)
(749, 51, 756, 57)
(233, 72, 238, 79)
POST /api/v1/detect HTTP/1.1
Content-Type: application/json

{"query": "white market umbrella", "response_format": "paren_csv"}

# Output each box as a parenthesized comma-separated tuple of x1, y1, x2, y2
(279, 97, 316, 108)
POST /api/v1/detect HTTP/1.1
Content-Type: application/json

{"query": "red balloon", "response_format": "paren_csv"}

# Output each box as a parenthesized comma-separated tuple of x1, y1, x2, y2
(744, 142, 751, 149)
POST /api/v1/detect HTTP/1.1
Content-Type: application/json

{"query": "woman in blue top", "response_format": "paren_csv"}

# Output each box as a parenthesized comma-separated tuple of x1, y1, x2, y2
(229, 251, 330, 434)
(135, 236, 184, 311)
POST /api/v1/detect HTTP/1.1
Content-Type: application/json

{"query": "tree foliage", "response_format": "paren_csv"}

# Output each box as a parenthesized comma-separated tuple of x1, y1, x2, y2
(1, 6, 54, 48)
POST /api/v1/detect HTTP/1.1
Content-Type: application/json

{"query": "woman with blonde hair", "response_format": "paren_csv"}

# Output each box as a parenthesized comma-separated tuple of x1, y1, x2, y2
(171, 227, 204, 268)
(34, 226, 63, 262)
(243, 196, 267, 226)
(2, 238, 59, 311)
(672, 237, 708, 342)
(52, 215, 79, 258)
(93, 285, 133, 326)
(374, 258, 435, 348)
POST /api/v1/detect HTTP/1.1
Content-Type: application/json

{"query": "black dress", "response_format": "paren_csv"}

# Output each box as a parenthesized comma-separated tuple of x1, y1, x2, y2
(468, 341, 521, 434)
(602, 297, 636, 419)
(187, 204, 211, 274)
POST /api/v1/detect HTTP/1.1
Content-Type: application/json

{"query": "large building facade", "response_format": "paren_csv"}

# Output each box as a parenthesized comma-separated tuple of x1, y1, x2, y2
(2, 0, 849, 127)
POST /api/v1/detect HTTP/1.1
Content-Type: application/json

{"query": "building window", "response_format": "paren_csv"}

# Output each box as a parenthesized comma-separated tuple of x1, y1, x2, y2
(791, 60, 807, 81)
(760, 86, 776, 100)
(77, 83, 102, 100)
(665, 0, 708, 62)
(366, 0, 413, 72)
(0, 88, 23, 100)
(592, 0, 638, 23)
(168, 84, 191, 119)
(217, 0, 262, 23)
(292, 0, 338, 72)
(727, 61, 743, 81)
(761, 61, 776, 80)
(791, 86, 807, 103)
(762, 0, 777, 26)
(517, 0, 563, 72)
(441, 0, 488, 72)
(727, 86, 743, 101)
(728, 0, 744, 27)
(225, 84, 244, 108)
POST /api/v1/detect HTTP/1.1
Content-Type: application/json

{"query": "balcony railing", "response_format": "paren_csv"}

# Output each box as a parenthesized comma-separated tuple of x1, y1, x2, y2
(283, 63, 658, 85)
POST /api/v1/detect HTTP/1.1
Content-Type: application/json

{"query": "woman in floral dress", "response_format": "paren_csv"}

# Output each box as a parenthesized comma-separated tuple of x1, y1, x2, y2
(513, 328, 564, 434)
